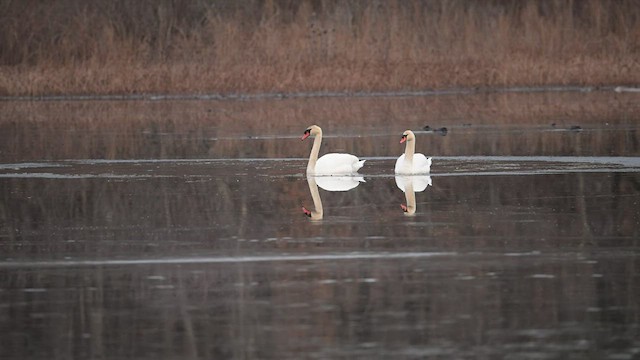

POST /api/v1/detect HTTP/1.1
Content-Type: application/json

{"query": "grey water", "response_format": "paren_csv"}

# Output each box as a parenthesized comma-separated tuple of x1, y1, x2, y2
(1, 91, 639, 359)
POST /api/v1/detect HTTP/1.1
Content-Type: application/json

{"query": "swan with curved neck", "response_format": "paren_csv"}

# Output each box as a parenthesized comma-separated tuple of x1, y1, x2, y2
(395, 130, 432, 174)
(301, 125, 365, 175)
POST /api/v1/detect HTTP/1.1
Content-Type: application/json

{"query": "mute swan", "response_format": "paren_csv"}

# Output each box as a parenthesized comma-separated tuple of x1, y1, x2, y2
(395, 130, 432, 174)
(302, 125, 365, 175)
(396, 175, 432, 215)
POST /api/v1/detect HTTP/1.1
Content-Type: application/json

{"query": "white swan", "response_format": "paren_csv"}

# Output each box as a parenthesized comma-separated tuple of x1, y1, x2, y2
(302, 125, 365, 175)
(396, 175, 432, 215)
(395, 130, 432, 174)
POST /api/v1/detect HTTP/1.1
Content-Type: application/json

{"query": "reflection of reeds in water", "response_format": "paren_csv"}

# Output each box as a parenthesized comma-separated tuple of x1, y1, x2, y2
(1, 0, 639, 95)
(2, 165, 638, 258)
(1, 156, 639, 357)
(3, 248, 640, 358)
(0, 91, 638, 162)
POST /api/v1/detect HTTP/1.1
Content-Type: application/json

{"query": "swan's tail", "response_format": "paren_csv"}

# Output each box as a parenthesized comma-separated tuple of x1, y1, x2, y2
(354, 159, 366, 172)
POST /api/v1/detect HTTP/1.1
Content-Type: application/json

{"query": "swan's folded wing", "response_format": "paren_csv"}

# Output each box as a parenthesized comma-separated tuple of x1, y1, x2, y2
(412, 154, 432, 174)
(315, 153, 364, 175)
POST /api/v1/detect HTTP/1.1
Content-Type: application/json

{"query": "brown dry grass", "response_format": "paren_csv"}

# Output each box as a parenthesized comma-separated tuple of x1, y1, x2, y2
(1, 0, 639, 96)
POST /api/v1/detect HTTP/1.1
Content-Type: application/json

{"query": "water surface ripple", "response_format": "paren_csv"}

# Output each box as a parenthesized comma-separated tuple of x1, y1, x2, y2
(1, 92, 639, 359)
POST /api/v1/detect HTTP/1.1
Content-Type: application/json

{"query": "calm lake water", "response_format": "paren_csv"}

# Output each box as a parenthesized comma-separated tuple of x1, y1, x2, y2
(1, 91, 639, 359)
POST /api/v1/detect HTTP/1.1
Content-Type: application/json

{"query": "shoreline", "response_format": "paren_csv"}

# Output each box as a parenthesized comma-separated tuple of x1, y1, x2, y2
(2, 85, 639, 103)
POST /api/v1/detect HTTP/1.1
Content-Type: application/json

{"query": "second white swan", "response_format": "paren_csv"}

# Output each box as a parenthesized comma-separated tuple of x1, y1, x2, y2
(302, 125, 365, 175)
(395, 130, 432, 174)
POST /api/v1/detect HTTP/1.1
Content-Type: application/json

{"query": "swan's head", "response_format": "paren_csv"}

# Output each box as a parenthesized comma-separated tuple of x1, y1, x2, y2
(301, 125, 322, 141)
(400, 130, 415, 144)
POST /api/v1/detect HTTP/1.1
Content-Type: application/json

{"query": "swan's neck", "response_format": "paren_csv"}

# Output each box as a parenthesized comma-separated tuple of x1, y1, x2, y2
(307, 177, 323, 220)
(404, 181, 416, 216)
(307, 133, 322, 173)
(404, 138, 416, 163)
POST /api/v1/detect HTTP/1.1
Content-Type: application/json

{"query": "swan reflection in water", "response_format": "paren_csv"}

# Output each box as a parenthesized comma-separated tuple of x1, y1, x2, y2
(302, 175, 365, 220)
(395, 175, 432, 216)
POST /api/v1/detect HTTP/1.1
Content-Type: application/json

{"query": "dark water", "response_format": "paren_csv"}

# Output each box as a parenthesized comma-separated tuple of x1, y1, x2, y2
(1, 91, 639, 359)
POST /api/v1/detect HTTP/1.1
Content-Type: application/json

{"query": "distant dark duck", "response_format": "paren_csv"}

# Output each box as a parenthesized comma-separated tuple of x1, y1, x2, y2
(423, 125, 448, 136)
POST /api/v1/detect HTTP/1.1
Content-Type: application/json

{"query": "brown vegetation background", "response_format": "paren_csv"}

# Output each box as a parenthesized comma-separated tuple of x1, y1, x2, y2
(1, 0, 640, 96)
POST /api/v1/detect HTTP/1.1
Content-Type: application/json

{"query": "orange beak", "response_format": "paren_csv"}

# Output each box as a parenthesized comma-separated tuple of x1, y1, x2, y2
(301, 133, 310, 141)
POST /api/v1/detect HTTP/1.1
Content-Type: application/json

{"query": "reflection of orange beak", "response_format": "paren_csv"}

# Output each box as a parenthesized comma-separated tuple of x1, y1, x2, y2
(400, 137, 406, 144)
(302, 206, 312, 217)
(301, 133, 310, 141)
(401, 204, 408, 212)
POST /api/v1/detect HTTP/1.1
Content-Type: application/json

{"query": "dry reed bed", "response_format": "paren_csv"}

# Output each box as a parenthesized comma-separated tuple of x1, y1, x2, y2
(1, 0, 639, 96)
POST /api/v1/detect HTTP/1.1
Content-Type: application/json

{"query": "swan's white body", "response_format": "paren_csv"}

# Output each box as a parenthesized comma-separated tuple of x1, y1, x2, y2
(395, 153, 432, 174)
(395, 130, 431, 174)
(315, 153, 365, 175)
(302, 125, 365, 175)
